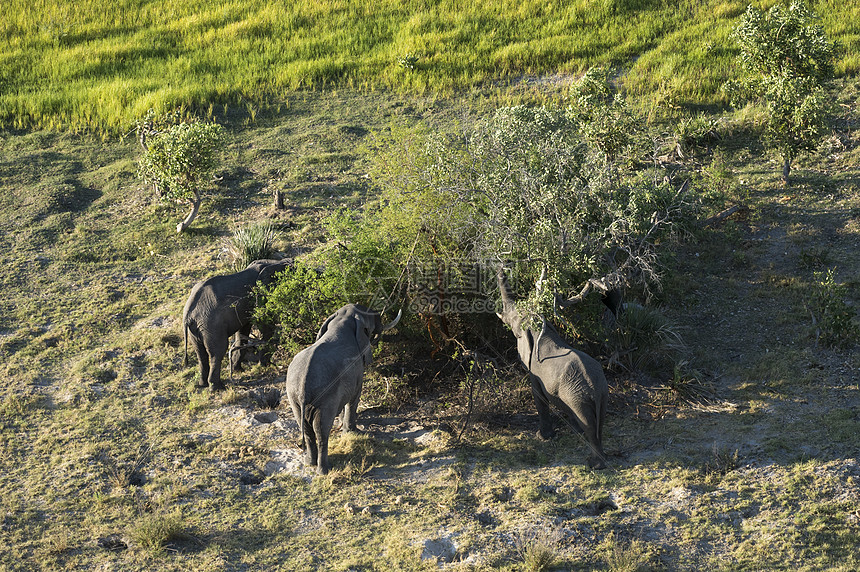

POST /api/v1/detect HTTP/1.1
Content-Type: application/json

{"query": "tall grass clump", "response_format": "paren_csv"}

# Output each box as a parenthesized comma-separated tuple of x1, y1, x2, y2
(128, 510, 195, 553)
(607, 304, 686, 373)
(516, 528, 563, 571)
(222, 221, 280, 271)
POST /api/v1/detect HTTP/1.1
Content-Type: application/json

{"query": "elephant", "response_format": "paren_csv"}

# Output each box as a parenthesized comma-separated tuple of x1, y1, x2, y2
(285, 304, 401, 475)
(497, 271, 609, 469)
(182, 259, 291, 391)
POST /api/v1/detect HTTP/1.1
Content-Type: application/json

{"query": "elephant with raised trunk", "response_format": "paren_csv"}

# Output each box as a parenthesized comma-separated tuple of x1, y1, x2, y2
(182, 259, 291, 391)
(497, 271, 609, 469)
(286, 304, 401, 475)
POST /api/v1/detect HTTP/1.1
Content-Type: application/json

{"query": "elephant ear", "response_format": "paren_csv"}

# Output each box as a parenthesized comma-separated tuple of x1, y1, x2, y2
(316, 312, 336, 340)
(525, 329, 535, 372)
(258, 261, 288, 284)
(354, 314, 372, 366)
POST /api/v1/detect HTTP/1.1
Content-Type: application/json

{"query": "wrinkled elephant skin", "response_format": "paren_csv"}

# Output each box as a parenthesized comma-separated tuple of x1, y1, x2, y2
(182, 259, 290, 391)
(286, 304, 400, 475)
(497, 272, 609, 469)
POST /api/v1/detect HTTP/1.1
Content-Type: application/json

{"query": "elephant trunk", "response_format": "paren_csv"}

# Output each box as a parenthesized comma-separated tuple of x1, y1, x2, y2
(496, 270, 519, 329)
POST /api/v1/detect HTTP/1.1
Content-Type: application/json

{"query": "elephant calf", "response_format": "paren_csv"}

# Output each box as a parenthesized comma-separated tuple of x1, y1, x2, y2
(497, 272, 609, 469)
(182, 259, 290, 391)
(286, 304, 400, 475)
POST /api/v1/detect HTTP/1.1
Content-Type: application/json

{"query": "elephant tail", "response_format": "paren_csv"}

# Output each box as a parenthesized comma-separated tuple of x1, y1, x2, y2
(183, 323, 189, 367)
(595, 391, 608, 446)
(299, 400, 307, 459)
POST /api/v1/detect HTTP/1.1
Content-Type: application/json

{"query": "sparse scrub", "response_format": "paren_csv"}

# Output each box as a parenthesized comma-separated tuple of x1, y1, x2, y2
(663, 361, 713, 404)
(516, 527, 563, 572)
(702, 444, 740, 479)
(604, 535, 658, 572)
(98, 444, 150, 489)
(808, 267, 859, 348)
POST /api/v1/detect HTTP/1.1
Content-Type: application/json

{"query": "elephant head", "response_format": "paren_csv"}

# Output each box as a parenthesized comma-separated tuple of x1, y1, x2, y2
(316, 305, 402, 366)
(246, 258, 291, 284)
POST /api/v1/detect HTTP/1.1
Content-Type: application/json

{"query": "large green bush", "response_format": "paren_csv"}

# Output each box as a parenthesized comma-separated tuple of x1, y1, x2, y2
(261, 71, 697, 355)
(364, 73, 696, 331)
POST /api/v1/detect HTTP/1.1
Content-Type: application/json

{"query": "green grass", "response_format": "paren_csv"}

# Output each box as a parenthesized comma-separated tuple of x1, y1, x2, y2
(2, 0, 859, 132)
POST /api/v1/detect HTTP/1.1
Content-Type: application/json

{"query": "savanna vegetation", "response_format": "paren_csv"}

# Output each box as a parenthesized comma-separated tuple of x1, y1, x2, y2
(1, 0, 860, 570)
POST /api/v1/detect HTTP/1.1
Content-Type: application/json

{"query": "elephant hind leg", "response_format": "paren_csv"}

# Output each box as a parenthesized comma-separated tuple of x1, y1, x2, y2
(207, 338, 229, 391)
(303, 417, 319, 467)
(530, 377, 555, 440)
(569, 402, 606, 469)
(288, 396, 318, 467)
(314, 412, 336, 475)
(190, 333, 210, 388)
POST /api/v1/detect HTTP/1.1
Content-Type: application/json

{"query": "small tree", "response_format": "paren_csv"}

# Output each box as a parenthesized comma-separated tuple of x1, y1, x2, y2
(725, 0, 834, 185)
(137, 111, 225, 232)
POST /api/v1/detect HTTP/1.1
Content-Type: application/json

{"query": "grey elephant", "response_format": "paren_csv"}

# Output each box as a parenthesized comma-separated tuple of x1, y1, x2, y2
(286, 304, 401, 475)
(182, 259, 291, 391)
(497, 271, 609, 469)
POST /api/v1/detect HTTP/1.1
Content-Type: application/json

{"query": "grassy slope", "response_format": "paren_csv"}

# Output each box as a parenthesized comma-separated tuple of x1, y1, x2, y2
(2, 0, 859, 132)
(1, 85, 859, 570)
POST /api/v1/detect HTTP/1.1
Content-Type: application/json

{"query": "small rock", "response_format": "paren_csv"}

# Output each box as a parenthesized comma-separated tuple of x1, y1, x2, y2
(344, 503, 357, 515)
(253, 411, 278, 424)
(421, 537, 457, 563)
(97, 534, 128, 551)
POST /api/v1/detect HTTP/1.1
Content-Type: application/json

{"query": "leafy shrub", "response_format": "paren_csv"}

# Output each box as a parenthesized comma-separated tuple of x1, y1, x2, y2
(137, 110, 225, 232)
(808, 267, 858, 348)
(568, 66, 645, 162)
(261, 82, 696, 357)
(254, 260, 346, 356)
(374, 104, 694, 332)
